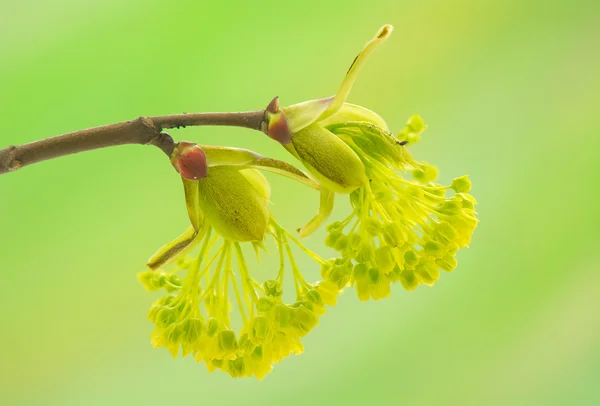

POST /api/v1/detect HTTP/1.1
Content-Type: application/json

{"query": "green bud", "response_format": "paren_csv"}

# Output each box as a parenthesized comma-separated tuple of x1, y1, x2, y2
(436, 254, 458, 272)
(165, 274, 183, 292)
(206, 317, 220, 337)
(423, 240, 444, 256)
(382, 224, 403, 247)
(413, 164, 438, 183)
(364, 218, 382, 236)
(263, 280, 283, 297)
(440, 199, 462, 215)
(325, 230, 343, 248)
(228, 358, 246, 378)
(389, 264, 402, 282)
(251, 346, 264, 362)
(406, 115, 426, 134)
(316, 280, 339, 306)
(375, 246, 394, 272)
(238, 333, 255, 354)
(404, 250, 419, 268)
(291, 305, 319, 336)
(451, 175, 472, 193)
(157, 273, 168, 288)
(326, 221, 343, 232)
(399, 270, 418, 291)
(137, 271, 156, 291)
(353, 263, 369, 281)
(456, 193, 477, 210)
(435, 222, 458, 244)
(167, 323, 185, 345)
(182, 318, 204, 343)
(307, 289, 323, 306)
(328, 264, 351, 289)
(334, 234, 349, 251)
(156, 307, 177, 328)
(349, 233, 363, 250)
(460, 197, 475, 210)
(416, 262, 440, 285)
(168, 274, 183, 289)
(250, 316, 272, 344)
(367, 267, 382, 284)
(218, 330, 238, 353)
(274, 304, 292, 328)
(358, 244, 374, 262)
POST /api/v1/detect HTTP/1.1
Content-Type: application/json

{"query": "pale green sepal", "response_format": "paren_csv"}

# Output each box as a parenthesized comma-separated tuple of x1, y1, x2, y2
(319, 103, 389, 130)
(319, 25, 393, 120)
(146, 226, 203, 270)
(201, 145, 319, 190)
(239, 168, 271, 201)
(250, 157, 320, 190)
(182, 179, 203, 231)
(251, 241, 268, 262)
(298, 189, 335, 238)
(202, 146, 261, 167)
(329, 121, 419, 170)
(280, 97, 334, 133)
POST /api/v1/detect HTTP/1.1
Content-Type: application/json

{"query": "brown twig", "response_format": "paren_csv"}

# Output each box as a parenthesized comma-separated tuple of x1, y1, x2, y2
(0, 110, 267, 175)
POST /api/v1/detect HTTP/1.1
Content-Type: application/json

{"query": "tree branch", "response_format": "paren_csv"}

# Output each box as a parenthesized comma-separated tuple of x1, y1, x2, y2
(0, 110, 267, 175)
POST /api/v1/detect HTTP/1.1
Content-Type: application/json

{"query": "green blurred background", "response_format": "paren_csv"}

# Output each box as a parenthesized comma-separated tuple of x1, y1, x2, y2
(1, 0, 599, 405)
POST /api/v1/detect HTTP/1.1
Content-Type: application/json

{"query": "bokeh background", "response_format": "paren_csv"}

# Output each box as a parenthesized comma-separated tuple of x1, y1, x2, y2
(1, 0, 599, 405)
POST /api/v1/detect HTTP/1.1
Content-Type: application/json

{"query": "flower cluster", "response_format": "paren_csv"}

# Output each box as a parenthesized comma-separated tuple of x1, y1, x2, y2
(139, 226, 331, 379)
(265, 24, 478, 301)
(322, 119, 477, 298)
(138, 24, 478, 379)
(138, 223, 338, 378)
(139, 150, 340, 378)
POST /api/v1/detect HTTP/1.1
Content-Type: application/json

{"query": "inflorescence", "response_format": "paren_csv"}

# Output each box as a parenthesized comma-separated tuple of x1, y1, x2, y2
(137, 24, 478, 379)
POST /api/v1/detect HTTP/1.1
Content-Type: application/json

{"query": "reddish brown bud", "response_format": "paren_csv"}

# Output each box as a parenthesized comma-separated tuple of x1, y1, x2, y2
(265, 96, 280, 114)
(171, 141, 208, 180)
(267, 113, 292, 145)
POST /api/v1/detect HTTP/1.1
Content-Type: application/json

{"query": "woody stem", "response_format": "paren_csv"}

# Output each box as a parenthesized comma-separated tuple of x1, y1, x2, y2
(0, 109, 267, 175)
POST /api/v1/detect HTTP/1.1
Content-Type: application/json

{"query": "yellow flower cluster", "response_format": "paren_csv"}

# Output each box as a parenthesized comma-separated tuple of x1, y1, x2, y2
(137, 24, 478, 380)
(139, 220, 337, 379)
(322, 118, 478, 299)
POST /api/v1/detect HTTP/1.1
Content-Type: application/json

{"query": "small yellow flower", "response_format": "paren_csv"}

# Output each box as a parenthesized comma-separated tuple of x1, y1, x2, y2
(138, 143, 341, 379)
(265, 25, 478, 299)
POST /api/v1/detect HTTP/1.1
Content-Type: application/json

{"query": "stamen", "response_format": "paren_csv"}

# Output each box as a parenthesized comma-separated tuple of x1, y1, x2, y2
(282, 234, 311, 293)
(229, 266, 248, 325)
(234, 243, 259, 317)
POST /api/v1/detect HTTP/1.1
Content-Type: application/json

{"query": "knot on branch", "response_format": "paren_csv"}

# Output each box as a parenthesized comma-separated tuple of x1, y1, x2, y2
(0, 145, 19, 174)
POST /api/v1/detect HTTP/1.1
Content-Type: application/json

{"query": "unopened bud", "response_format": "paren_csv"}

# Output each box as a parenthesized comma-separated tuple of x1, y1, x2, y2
(171, 141, 208, 180)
